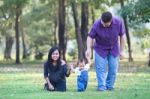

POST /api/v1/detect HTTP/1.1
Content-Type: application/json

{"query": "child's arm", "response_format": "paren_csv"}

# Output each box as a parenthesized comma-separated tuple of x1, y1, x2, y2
(85, 64, 90, 71)
(70, 64, 80, 74)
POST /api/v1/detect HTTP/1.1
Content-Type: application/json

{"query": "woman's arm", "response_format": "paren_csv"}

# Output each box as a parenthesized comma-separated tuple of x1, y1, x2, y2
(44, 63, 54, 90)
(61, 60, 71, 77)
(45, 77, 54, 90)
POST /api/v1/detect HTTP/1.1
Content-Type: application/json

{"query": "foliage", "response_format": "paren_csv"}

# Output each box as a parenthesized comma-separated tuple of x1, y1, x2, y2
(133, 28, 150, 37)
(120, 0, 150, 23)
(22, 0, 58, 51)
(132, 26, 150, 49)
(0, 0, 149, 61)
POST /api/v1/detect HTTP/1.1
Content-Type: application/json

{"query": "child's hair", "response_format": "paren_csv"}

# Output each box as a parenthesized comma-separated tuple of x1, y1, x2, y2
(77, 58, 85, 66)
(79, 58, 84, 63)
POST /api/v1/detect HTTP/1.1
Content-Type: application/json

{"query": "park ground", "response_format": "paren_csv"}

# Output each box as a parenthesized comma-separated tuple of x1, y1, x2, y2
(0, 59, 150, 99)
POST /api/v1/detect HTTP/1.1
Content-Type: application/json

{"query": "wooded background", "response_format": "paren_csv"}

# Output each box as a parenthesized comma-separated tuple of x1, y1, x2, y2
(0, 0, 150, 64)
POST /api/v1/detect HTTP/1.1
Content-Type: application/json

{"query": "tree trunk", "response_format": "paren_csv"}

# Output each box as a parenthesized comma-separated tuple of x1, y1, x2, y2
(15, 8, 21, 64)
(71, 1, 84, 60)
(20, 19, 27, 59)
(91, 6, 95, 24)
(22, 32, 26, 59)
(91, 6, 95, 59)
(54, 19, 58, 45)
(81, 1, 89, 60)
(4, 36, 14, 60)
(58, 0, 66, 60)
(120, 0, 133, 62)
(148, 52, 150, 67)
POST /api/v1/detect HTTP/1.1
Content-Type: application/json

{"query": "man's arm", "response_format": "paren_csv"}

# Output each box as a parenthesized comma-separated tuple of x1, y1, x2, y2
(120, 34, 126, 59)
(86, 36, 93, 59)
(87, 36, 93, 50)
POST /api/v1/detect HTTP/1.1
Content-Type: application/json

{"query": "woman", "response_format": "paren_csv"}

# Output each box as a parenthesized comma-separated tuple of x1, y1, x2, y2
(44, 46, 70, 91)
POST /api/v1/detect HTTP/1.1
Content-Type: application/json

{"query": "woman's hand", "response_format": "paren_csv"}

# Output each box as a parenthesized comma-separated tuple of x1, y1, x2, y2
(48, 84, 54, 90)
(45, 77, 54, 90)
(69, 64, 75, 73)
(70, 64, 74, 70)
(61, 60, 66, 65)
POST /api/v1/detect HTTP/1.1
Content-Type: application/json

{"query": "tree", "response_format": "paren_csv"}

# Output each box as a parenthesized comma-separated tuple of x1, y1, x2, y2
(120, 0, 150, 23)
(70, 0, 109, 60)
(4, 24, 14, 60)
(20, 17, 27, 59)
(58, 0, 67, 60)
(4, 34, 14, 60)
(22, 0, 59, 54)
(0, 6, 14, 60)
(71, 1, 84, 60)
(3, 0, 29, 64)
(120, 0, 150, 60)
(81, 1, 89, 60)
(119, 0, 133, 62)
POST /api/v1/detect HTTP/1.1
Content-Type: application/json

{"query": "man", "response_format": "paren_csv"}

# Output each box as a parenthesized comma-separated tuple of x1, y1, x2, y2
(86, 11, 125, 91)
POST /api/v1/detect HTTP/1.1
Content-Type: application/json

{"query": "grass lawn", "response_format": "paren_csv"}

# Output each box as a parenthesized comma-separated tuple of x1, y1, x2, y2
(0, 60, 150, 99)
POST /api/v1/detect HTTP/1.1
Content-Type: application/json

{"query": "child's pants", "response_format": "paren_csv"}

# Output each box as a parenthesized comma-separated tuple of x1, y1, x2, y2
(77, 70, 88, 91)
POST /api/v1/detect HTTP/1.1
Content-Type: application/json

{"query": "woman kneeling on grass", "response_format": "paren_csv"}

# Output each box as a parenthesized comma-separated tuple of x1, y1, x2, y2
(44, 46, 70, 92)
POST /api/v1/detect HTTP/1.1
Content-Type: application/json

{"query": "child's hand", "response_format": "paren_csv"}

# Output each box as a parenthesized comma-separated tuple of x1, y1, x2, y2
(86, 57, 91, 64)
(85, 63, 90, 70)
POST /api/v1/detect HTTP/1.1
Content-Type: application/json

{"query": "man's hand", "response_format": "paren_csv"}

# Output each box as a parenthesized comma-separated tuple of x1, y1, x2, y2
(120, 50, 126, 60)
(85, 49, 91, 60)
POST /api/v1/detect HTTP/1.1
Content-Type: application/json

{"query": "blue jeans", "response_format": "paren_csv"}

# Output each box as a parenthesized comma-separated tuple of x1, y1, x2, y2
(95, 52, 119, 91)
(77, 71, 88, 91)
(47, 79, 66, 92)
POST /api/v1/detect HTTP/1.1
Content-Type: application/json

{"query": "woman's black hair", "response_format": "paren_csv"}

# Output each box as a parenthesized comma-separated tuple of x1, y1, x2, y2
(47, 46, 61, 70)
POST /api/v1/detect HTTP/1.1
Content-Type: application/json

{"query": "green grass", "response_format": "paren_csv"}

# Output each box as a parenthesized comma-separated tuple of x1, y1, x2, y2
(0, 60, 150, 99)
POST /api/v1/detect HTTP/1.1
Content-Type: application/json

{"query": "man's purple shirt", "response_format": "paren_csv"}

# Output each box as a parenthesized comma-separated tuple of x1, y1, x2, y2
(88, 17, 125, 58)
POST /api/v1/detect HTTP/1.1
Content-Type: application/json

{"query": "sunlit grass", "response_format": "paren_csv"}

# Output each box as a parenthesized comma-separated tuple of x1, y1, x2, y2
(0, 71, 150, 99)
(0, 59, 150, 99)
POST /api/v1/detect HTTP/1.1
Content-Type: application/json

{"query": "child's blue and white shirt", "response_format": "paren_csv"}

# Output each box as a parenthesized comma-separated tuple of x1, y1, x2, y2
(74, 64, 90, 76)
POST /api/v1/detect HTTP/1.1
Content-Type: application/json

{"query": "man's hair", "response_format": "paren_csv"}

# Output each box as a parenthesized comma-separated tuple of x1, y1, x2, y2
(101, 11, 112, 23)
